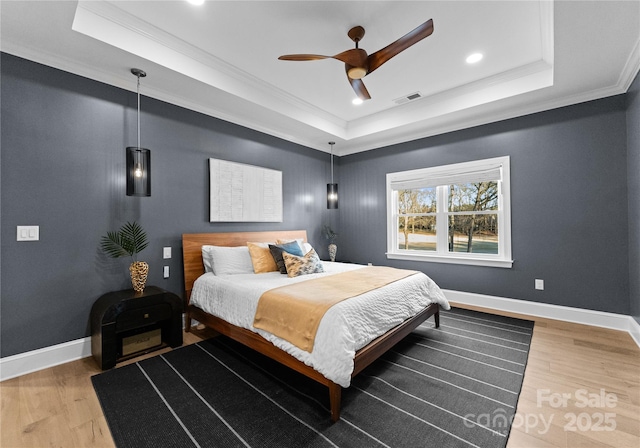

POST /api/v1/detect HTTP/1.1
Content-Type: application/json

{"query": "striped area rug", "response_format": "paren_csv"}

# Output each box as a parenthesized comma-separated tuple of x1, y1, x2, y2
(92, 308, 533, 448)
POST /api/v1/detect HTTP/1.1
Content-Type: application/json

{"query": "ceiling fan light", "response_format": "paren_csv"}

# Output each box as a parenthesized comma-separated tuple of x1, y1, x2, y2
(347, 66, 367, 79)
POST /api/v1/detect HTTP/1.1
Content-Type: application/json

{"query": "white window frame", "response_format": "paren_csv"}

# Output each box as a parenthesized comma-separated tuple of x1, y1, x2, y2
(386, 156, 513, 268)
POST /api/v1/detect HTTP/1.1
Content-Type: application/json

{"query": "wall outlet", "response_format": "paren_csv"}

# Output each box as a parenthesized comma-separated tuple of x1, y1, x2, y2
(535, 279, 544, 290)
(163, 266, 170, 278)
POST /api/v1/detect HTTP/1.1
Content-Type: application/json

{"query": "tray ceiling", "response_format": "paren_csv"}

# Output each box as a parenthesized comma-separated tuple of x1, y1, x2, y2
(1, 1, 638, 155)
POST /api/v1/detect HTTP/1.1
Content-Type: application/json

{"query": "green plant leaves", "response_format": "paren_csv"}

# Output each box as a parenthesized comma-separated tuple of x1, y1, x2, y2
(100, 221, 148, 261)
(322, 224, 338, 243)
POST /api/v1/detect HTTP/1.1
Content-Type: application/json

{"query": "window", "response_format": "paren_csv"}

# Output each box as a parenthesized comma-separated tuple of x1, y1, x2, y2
(386, 156, 512, 268)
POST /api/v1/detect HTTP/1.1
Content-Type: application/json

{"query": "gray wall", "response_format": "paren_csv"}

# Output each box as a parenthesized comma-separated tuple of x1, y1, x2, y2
(338, 95, 631, 315)
(628, 72, 640, 325)
(1, 52, 637, 359)
(0, 54, 337, 357)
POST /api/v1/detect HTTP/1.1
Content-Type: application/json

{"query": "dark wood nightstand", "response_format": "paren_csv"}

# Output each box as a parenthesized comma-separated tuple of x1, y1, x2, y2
(90, 286, 183, 369)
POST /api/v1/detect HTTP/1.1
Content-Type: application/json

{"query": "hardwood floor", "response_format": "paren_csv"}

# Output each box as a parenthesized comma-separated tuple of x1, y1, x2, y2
(457, 304, 640, 448)
(1, 308, 639, 448)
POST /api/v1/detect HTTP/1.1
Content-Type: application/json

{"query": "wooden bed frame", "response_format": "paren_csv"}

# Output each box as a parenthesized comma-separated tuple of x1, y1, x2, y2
(182, 230, 440, 422)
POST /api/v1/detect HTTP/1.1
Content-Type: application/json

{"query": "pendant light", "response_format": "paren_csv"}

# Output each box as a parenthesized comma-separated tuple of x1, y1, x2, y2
(327, 141, 338, 209)
(126, 68, 151, 197)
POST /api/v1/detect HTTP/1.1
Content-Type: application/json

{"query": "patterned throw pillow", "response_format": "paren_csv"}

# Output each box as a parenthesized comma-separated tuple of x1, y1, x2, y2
(282, 248, 324, 278)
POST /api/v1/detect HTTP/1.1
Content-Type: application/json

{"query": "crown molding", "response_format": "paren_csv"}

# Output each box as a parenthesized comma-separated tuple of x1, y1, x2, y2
(73, 1, 347, 135)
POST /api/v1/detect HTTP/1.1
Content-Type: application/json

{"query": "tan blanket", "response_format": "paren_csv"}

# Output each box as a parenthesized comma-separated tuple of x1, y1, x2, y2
(253, 266, 418, 352)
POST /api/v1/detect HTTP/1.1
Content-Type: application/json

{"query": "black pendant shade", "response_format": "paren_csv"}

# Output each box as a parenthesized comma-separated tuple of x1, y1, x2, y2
(327, 183, 338, 209)
(126, 68, 151, 197)
(126, 147, 151, 196)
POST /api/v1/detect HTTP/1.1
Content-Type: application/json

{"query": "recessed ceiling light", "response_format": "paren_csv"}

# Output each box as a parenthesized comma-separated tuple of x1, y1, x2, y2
(466, 53, 483, 64)
(352, 97, 363, 105)
(187, 0, 205, 5)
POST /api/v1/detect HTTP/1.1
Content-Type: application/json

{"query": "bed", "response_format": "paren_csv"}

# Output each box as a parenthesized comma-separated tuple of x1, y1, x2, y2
(182, 230, 449, 422)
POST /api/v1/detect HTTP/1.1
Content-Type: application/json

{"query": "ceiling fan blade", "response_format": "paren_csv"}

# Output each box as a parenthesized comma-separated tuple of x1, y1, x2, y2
(278, 54, 332, 61)
(280, 49, 368, 67)
(367, 19, 434, 75)
(332, 48, 368, 68)
(346, 68, 371, 100)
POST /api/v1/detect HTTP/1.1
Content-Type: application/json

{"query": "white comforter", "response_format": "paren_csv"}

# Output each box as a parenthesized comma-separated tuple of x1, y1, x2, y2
(190, 262, 450, 387)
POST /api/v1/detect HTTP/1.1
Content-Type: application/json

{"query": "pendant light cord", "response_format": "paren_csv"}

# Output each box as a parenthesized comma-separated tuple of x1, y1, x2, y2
(136, 74, 141, 150)
(329, 141, 335, 183)
(130, 68, 146, 151)
(331, 148, 334, 183)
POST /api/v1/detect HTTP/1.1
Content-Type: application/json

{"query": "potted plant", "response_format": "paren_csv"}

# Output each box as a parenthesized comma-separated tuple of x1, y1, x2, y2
(101, 221, 149, 293)
(322, 225, 338, 262)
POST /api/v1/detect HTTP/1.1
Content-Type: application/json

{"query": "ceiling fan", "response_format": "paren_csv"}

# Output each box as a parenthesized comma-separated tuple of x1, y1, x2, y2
(278, 19, 434, 101)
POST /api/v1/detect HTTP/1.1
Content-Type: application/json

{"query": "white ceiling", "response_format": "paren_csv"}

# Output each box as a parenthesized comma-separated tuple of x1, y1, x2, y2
(1, 1, 639, 156)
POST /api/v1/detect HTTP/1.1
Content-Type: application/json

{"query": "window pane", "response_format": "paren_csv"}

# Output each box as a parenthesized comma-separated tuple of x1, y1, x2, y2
(398, 216, 437, 251)
(448, 214, 498, 254)
(449, 182, 498, 212)
(387, 157, 511, 267)
(398, 188, 437, 214)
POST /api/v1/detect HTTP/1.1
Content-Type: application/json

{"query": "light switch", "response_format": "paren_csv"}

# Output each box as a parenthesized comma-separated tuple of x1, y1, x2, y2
(17, 226, 39, 241)
(163, 266, 170, 278)
(163, 247, 172, 259)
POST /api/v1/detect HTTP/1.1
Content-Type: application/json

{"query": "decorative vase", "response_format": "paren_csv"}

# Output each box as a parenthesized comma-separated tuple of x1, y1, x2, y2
(129, 261, 149, 293)
(328, 243, 337, 262)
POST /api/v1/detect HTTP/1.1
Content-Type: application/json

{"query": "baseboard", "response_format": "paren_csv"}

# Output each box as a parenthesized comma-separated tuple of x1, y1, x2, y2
(0, 337, 92, 382)
(0, 313, 191, 382)
(630, 318, 640, 348)
(2, 293, 638, 381)
(444, 289, 640, 348)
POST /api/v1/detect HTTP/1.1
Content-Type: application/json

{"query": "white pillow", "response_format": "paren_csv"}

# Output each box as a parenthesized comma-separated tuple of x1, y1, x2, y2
(302, 242, 313, 254)
(202, 245, 216, 273)
(201, 245, 254, 275)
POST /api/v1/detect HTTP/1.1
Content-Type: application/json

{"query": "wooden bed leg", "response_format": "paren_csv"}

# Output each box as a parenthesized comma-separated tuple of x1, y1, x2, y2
(329, 383, 342, 423)
(184, 312, 192, 333)
(434, 309, 440, 328)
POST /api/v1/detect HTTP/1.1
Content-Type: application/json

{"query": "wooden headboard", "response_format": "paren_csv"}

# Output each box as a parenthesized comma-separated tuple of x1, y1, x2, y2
(182, 230, 308, 301)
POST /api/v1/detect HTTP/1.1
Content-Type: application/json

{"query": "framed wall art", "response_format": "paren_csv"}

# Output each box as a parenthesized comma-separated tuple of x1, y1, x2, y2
(209, 158, 283, 222)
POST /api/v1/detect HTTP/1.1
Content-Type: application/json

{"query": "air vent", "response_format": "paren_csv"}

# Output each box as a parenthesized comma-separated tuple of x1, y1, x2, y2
(393, 91, 423, 105)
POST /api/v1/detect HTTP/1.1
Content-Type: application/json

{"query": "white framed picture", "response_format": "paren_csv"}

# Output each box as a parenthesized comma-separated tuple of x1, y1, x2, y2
(209, 158, 283, 222)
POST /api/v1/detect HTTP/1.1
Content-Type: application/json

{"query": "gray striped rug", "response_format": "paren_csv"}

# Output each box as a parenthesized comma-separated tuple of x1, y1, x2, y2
(92, 308, 533, 448)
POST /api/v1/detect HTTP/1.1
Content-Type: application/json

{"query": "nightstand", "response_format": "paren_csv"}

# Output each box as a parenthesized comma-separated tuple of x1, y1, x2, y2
(91, 286, 183, 369)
